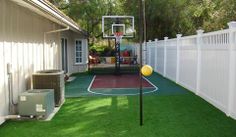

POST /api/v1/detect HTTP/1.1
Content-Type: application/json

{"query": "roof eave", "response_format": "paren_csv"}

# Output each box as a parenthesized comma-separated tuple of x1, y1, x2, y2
(11, 0, 88, 36)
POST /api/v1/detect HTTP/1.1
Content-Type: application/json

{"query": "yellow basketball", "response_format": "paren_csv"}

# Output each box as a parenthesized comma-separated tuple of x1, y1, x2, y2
(141, 65, 153, 76)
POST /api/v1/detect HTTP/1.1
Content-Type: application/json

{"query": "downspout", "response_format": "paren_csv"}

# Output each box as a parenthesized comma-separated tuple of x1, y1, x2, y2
(43, 26, 69, 70)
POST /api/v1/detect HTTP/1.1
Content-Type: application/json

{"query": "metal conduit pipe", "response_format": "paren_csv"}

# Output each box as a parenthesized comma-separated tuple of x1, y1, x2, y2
(4, 115, 21, 120)
(7, 63, 17, 115)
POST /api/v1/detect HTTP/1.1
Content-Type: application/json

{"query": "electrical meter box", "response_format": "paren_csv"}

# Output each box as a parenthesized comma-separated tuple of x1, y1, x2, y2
(18, 89, 55, 118)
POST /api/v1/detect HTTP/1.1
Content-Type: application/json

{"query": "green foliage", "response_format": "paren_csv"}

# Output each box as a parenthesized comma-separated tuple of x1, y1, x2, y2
(90, 44, 115, 57)
(122, 0, 236, 39)
(51, 0, 126, 46)
(52, 0, 236, 40)
(90, 45, 105, 52)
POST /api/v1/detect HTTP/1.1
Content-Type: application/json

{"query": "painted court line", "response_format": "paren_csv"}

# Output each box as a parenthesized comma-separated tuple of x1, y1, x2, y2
(92, 87, 154, 90)
(87, 75, 158, 96)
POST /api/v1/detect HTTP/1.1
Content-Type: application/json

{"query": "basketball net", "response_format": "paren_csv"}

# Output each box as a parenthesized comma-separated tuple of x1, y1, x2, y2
(115, 32, 123, 43)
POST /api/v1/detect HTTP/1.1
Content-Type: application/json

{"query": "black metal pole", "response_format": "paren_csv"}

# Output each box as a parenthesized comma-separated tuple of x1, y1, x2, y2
(139, 0, 144, 126)
(115, 19, 121, 75)
(143, 0, 147, 64)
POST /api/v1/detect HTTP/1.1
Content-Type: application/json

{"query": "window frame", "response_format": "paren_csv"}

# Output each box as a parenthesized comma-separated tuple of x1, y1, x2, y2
(75, 39, 83, 64)
(61, 37, 68, 72)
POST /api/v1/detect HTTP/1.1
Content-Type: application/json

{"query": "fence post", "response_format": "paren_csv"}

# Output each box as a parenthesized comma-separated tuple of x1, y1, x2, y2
(227, 21, 236, 117)
(164, 37, 168, 77)
(148, 40, 152, 65)
(154, 38, 158, 72)
(176, 34, 182, 83)
(142, 42, 146, 65)
(196, 29, 204, 95)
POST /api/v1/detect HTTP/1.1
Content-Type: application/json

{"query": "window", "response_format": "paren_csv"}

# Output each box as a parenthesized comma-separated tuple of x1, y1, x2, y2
(75, 40, 82, 64)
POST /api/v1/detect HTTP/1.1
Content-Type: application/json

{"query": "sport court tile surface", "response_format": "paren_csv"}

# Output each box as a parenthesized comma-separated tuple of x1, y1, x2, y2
(65, 73, 188, 97)
(91, 74, 153, 89)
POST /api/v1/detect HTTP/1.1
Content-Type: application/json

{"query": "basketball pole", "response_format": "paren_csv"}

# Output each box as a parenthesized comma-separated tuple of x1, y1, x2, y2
(115, 19, 121, 75)
(139, 0, 144, 126)
(115, 37, 121, 75)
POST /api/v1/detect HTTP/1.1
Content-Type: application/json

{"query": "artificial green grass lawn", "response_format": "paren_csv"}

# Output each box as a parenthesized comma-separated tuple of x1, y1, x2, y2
(1, 73, 236, 137)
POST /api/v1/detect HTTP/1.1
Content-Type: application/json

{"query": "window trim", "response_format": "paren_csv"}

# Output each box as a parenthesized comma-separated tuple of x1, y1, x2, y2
(75, 39, 83, 65)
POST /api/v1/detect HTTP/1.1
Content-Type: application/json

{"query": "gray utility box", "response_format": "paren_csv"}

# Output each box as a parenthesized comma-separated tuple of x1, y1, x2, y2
(33, 70, 64, 106)
(18, 89, 55, 118)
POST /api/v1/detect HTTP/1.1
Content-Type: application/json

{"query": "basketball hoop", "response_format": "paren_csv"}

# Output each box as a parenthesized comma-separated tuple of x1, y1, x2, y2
(102, 16, 134, 39)
(114, 32, 123, 43)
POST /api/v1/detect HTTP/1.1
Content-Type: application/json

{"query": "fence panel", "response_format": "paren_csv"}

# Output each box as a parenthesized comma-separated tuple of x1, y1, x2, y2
(165, 39, 177, 81)
(146, 44, 149, 65)
(179, 36, 198, 91)
(233, 49, 236, 118)
(134, 44, 140, 63)
(147, 41, 156, 69)
(150, 47, 156, 68)
(146, 25, 236, 119)
(199, 32, 230, 113)
(156, 41, 165, 75)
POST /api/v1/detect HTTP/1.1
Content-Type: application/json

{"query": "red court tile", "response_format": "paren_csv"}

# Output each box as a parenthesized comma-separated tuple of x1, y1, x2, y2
(91, 74, 153, 89)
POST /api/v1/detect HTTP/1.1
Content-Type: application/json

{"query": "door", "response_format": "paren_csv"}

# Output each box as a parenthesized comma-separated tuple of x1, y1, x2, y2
(61, 38, 68, 73)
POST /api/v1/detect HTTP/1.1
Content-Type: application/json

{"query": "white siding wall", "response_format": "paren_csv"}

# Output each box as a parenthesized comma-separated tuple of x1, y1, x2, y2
(0, 0, 61, 124)
(61, 31, 88, 75)
(0, 0, 6, 124)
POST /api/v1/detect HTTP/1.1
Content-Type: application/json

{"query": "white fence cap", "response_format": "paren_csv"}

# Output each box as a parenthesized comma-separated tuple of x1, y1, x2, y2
(228, 21, 236, 29)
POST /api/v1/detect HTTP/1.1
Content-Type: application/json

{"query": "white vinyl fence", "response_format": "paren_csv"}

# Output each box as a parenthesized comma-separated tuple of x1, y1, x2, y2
(146, 22, 236, 120)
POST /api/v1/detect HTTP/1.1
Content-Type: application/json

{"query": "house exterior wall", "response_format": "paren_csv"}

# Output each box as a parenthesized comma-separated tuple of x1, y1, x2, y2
(0, 0, 62, 125)
(61, 31, 88, 75)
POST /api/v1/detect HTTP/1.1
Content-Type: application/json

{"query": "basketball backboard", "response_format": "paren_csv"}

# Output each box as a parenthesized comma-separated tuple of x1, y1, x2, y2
(102, 16, 135, 39)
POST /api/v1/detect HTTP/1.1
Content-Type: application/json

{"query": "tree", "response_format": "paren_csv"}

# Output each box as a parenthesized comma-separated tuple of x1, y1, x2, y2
(51, 0, 236, 40)
(50, 0, 126, 46)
